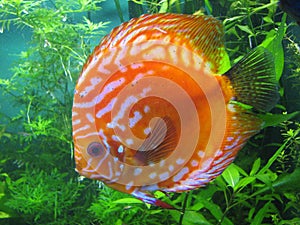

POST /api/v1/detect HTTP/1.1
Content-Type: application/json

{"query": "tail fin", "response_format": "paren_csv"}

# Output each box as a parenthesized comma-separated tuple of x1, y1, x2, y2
(224, 47, 279, 112)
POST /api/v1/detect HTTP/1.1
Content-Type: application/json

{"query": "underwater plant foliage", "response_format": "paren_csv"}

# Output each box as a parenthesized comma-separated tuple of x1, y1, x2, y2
(0, 0, 299, 224)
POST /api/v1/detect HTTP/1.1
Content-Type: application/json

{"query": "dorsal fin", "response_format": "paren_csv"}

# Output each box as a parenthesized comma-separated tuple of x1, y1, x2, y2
(99, 13, 226, 72)
(224, 47, 279, 112)
(152, 14, 226, 72)
(135, 117, 177, 165)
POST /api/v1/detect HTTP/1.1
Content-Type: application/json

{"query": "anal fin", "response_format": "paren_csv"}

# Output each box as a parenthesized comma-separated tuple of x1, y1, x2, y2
(132, 190, 175, 209)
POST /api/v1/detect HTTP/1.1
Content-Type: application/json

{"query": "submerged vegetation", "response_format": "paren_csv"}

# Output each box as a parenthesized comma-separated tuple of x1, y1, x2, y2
(0, 0, 299, 224)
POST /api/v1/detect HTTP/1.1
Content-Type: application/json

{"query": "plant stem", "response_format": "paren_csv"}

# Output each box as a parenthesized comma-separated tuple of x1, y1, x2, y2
(178, 192, 189, 225)
(114, 0, 124, 22)
(217, 190, 235, 225)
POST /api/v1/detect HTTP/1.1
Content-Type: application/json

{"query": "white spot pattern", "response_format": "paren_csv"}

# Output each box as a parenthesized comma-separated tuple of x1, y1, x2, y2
(159, 172, 170, 181)
(198, 150, 205, 158)
(134, 168, 142, 176)
(109, 95, 138, 128)
(74, 78, 125, 109)
(96, 97, 117, 118)
(176, 158, 185, 165)
(126, 181, 134, 190)
(191, 160, 198, 167)
(149, 172, 156, 179)
(173, 167, 189, 182)
(144, 127, 151, 135)
(86, 113, 95, 123)
(129, 111, 142, 128)
(126, 139, 133, 145)
(144, 105, 150, 113)
(169, 165, 174, 172)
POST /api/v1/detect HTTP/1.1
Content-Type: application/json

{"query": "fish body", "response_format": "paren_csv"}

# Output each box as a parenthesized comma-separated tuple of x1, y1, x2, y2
(279, 0, 300, 25)
(72, 13, 278, 208)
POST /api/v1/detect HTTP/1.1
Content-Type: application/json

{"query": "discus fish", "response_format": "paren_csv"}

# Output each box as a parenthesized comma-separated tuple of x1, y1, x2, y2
(279, 0, 300, 25)
(72, 13, 278, 209)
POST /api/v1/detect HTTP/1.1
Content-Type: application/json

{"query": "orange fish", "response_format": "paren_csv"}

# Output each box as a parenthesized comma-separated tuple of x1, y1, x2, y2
(72, 13, 278, 208)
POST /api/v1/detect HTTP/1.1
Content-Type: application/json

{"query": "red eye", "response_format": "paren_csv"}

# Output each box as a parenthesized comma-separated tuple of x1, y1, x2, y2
(87, 142, 104, 157)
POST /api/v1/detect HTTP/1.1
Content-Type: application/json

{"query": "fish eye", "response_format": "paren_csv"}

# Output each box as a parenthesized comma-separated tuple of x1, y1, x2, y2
(87, 142, 104, 157)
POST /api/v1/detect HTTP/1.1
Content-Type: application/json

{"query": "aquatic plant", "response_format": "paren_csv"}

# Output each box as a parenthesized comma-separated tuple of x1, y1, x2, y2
(0, 0, 299, 224)
(0, 0, 107, 224)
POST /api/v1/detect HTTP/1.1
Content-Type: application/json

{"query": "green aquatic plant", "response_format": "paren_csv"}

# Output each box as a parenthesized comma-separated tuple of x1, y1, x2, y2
(276, 121, 300, 173)
(4, 168, 87, 224)
(0, 0, 299, 224)
(0, 0, 108, 224)
(88, 185, 176, 225)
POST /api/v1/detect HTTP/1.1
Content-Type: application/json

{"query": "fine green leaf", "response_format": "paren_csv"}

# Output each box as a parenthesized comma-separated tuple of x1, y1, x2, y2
(237, 25, 255, 36)
(245, 168, 300, 200)
(204, 0, 212, 15)
(250, 201, 271, 225)
(259, 111, 300, 129)
(250, 158, 261, 176)
(263, 16, 273, 23)
(229, 100, 253, 110)
(183, 211, 212, 225)
(218, 50, 231, 74)
(258, 139, 289, 175)
(190, 202, 205, 211)
(115, 219, 123, 225)
(114, 0, 124, 22)
(260, 14, 286, 81)
(198, 197, 233, 225)
(112, 198, 143, 204)
(255, 173, 275, 187)
(234, 177, 256, 191)
(159, 0, 180, 13)
(0, 211, 11, 219)
(221, 164, 240, 188)
(272, 168, 300, 192)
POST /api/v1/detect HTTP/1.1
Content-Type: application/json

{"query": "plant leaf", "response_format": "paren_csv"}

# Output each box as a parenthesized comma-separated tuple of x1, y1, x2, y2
(258, 139, 289, 175)
(258, 112, 299, 129)
(234, 177, 256, 191)
(272, 167, 300, 192)
(198, 197, 233, 225)
(250, 158, 261, 176)
(221, 164, 240, 188)
(183, 211, 212, 225)
(260, 14, 286, 81)
(112, 198, 143, 204)
(237, 25, 254, 36)
(250, 201, 271, 225)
